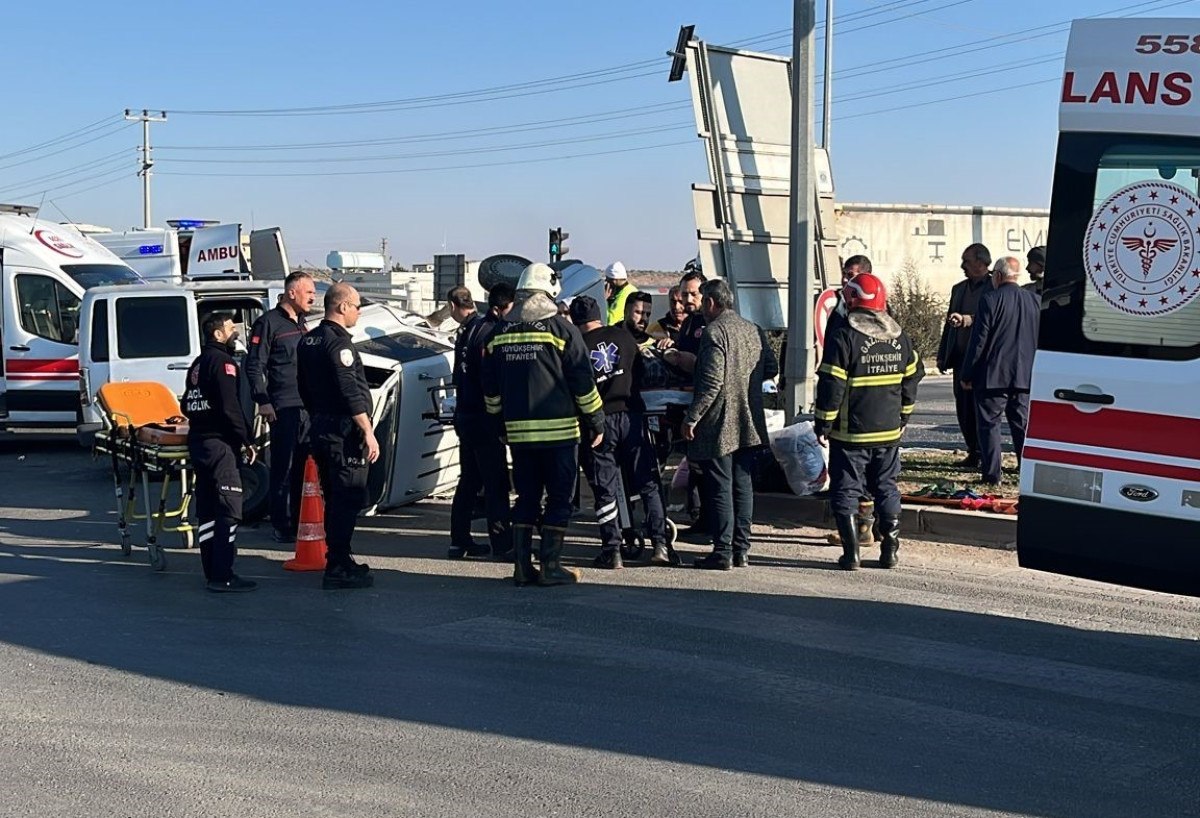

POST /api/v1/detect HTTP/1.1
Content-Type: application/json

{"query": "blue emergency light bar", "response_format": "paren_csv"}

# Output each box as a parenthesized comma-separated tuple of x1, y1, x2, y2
(138, 245, 164, 255)
(167, 219, 218, 230)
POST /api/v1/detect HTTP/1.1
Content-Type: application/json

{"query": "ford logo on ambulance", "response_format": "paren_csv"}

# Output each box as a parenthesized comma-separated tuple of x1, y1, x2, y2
(1119, 485, 1159, 503)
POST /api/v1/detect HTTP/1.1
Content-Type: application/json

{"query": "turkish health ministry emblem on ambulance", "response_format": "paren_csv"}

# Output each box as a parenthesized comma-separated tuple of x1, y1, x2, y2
(1084, 180, 1200, 316)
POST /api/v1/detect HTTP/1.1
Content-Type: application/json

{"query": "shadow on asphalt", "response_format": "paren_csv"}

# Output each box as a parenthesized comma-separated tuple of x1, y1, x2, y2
(0, 438, 1195, 817)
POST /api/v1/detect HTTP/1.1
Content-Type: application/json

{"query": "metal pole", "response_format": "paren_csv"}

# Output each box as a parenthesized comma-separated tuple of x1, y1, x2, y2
(822, 0, 833, 149)
(125, 109, 167, 229)
(141, 117, 151, 229)
(785, 0, 817, 419)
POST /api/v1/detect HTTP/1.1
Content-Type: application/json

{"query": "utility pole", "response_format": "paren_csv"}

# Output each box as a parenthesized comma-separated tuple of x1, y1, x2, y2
(785, 0, 817, 419)
(124, 109, 167, 229)
(380, 237, 389, 269)
(822, 0, 833, 149)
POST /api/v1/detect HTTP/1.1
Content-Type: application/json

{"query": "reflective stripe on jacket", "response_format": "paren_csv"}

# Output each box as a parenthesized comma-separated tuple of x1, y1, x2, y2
(815, 309, 924, 448)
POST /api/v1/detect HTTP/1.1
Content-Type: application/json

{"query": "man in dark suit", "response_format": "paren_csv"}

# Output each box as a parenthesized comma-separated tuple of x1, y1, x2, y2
(937, 243, 993, 467)
(961, 256, 1040, 486)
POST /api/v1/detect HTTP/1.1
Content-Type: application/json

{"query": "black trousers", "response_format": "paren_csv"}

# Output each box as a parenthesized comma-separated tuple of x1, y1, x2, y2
(699, 447, 757, 556)
(953, 377, 980, 458)
(511, 444, 578, 531)
(268, 406, 309, 535)
(828, 444, 901, 519)
(190, 437, 243, 582)
(976, 388, 1030, 484)
(309, 414, 369, 566)
(580, 411, 667, 552)
(450, 415, 511, 549)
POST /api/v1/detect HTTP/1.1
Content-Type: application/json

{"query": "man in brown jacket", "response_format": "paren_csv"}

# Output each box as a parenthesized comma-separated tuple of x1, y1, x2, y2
(683, 279, 779, 570)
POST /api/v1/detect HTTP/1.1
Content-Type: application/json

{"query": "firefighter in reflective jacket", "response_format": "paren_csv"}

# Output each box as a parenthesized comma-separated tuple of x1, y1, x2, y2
(483, 262, 605, 587)
(183, 312, 257, 593)
(815, 272, 924, 571)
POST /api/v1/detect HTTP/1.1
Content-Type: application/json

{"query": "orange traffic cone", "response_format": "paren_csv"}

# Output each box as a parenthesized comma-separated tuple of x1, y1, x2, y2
(284, 457, 327, 572)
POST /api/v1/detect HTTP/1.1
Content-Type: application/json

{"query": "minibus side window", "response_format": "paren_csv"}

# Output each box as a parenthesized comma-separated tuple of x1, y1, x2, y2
(16, 274, 81, 344)
(90, 300, 109, 363)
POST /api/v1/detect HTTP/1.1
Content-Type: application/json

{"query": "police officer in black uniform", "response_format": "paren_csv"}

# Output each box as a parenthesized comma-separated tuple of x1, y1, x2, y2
(448, 281, 515, 561)
(297, 282, 378, 590)
(183, 312, 257, 593)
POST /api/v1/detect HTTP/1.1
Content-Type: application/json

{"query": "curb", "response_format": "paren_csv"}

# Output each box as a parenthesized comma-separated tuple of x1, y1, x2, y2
(753, 492, 1017, 551)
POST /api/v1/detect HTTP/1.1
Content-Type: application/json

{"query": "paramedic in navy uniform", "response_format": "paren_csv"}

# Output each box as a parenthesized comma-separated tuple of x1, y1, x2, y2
(183, 312, 257, 593)
(297, 282, 378, 590)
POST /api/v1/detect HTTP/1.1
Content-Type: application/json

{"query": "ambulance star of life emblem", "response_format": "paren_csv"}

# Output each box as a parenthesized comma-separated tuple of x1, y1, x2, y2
(1084, 180, 1200, 317)
(590, 342, 619, 374)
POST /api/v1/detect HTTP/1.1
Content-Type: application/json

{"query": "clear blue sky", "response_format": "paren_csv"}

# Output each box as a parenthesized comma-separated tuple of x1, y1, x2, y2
(1, 0, 1196, 270)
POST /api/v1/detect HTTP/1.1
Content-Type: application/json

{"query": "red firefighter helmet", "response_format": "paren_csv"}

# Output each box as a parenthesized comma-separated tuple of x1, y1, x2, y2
(843, 272, 888, 312)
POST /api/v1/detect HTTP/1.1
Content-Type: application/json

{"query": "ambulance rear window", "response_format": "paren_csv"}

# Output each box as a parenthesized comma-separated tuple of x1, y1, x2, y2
(1081, 145, 1200, 348)
(1041, 134, 1200, 361)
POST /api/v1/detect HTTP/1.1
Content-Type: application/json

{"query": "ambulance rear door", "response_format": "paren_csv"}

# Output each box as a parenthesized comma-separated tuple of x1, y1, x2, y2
(1018, 18, 1200, 596)
(104, 286, 200, 401)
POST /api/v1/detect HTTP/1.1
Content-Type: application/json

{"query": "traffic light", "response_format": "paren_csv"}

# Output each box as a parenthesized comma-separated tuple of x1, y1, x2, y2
(548, 226, 570, 262)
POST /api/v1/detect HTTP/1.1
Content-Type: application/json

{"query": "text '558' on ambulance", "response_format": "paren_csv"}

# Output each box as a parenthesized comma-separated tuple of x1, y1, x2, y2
(1019, 18, 1200, 596)
(0, 205, 141, 427)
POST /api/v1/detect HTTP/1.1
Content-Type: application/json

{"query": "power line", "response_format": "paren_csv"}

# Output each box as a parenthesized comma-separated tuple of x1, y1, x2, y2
(46, 172, 133, 203)
(0, 115, 121, 163)
(0, 121, 135, 173)
(836, 55, 1062, 104)
(792, 0, 1198, 82)
(155, 101, 691, 152)
(163, 0, 979, 119)
(157, 140, 696, 178)
(158, 122, 693, 165)
(8, 165, 132, 203)
(836, 76, 1060, 122)
(0, 149, 131, 193)
(151, 45, 1058, 163)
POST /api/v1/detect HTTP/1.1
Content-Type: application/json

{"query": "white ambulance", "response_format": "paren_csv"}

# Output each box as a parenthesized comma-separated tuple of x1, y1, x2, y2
(1018, 18, 1200, 596)
(0, 205, 142, 427)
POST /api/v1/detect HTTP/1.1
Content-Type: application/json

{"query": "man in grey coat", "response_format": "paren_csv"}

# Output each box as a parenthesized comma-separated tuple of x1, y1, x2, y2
(683, 279, 779, 570)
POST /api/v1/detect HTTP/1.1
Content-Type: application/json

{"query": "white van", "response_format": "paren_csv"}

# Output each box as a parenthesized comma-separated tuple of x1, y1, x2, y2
(0, 205, 142, 427)
(1018, 18, 1200, 596)
(77, 283, 460, 516)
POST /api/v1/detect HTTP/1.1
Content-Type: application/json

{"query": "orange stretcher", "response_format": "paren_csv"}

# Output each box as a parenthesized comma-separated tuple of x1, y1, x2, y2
(92, 381, 195, 571)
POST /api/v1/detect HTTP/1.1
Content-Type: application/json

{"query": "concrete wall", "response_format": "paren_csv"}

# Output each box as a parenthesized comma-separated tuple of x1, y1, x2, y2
(835, 204, 1049, 296)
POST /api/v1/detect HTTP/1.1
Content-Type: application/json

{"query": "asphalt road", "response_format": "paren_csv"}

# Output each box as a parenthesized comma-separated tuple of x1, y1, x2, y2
(901, 373, 1018, 453)
(0, 434, 1196, 818)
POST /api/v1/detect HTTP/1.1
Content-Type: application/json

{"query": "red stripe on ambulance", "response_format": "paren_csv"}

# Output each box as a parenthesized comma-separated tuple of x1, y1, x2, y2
(1027, 400, 1200, 462)
(1024, 446, 1200, 483)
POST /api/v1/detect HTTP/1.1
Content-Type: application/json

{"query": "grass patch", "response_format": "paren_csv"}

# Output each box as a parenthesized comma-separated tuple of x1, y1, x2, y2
(899, 449, 1020, 498)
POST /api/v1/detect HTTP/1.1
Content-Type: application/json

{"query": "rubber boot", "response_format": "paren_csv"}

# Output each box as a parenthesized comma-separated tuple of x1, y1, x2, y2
(651, 542, 671, 565)
(878, 514, 900, 569)
(512, 524, 539, 587)
(857, 501, 877, 546)
(835, 514, 860, 571)
(490, 522, 514, 563)
(537, 526, 581, 586)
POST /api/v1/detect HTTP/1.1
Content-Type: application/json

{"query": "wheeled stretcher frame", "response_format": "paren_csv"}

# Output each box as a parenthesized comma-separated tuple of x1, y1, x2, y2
(91, 381, 198, 572)
(94, 426, 195, 572)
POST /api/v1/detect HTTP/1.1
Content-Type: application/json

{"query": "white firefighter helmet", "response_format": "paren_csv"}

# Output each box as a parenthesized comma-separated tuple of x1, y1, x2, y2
(516, 262, 561, 298)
